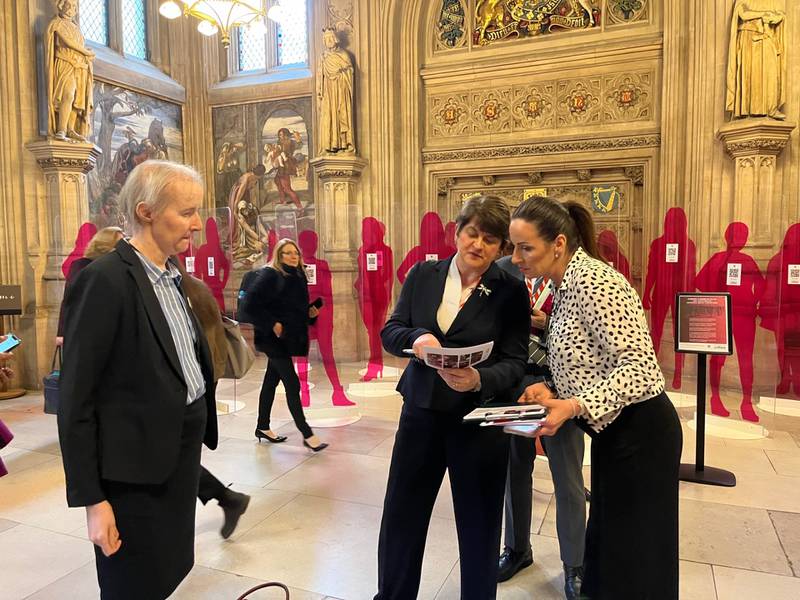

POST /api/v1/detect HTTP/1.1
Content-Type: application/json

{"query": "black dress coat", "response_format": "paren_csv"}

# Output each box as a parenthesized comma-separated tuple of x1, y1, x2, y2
(381, 259, 530, 413)
(239, 265, 317, 357)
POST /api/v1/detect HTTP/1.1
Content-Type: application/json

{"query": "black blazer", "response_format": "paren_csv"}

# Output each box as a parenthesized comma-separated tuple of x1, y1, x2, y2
(381, 258, 529, 413)
(57, 240, 218, 508)
(240, 266, 316, 357)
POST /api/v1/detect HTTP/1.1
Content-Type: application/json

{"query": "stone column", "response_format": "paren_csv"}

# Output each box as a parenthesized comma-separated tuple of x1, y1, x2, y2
(25, 139, 101, 372)
(718, 119, 797, 247)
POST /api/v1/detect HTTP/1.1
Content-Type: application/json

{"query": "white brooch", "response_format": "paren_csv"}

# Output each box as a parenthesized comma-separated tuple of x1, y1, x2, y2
(477, 283, 492, 298)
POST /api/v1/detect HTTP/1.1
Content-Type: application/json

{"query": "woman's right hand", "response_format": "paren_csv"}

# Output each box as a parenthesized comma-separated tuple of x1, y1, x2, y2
(273, 322, 284, 337)
(518, 382, 555, 404)
(412, 333, 440, 359)
(86, 500, 122, 557)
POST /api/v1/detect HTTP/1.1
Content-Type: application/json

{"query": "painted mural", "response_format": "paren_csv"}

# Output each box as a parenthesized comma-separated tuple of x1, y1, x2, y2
(87, 83, 184, 228)
(473, 0, 599, 45)
(212, 98, 314, 269)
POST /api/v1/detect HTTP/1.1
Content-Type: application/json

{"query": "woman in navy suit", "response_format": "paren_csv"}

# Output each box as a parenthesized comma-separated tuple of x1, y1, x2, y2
(375, 196, 530, 600)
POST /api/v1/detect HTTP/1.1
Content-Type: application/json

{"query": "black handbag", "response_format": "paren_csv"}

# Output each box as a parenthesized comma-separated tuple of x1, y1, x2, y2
(43, 346, 61, 415)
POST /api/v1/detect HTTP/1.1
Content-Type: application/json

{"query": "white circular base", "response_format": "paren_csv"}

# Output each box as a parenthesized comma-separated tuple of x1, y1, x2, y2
(347, 380, 402, 398)
(356, 366, 402, 379)
(216, 399, 246, 416)
(758, 396, 800, 418)
(669, 392, 697, 409)
(276, 382, 315, 395)
(305, 405, 362, 428)
(687, 412, 768, 440)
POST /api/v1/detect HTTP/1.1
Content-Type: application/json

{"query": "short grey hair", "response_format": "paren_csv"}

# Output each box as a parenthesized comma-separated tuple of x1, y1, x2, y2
(119, 160, 204, 232)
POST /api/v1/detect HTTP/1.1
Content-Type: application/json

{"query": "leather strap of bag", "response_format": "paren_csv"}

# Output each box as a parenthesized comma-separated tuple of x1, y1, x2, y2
(236, 582, 290, 600)
(51, 346, 62, 372)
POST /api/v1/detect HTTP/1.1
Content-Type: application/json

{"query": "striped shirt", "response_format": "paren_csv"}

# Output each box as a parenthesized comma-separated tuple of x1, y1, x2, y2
(133, 246, 206, 405)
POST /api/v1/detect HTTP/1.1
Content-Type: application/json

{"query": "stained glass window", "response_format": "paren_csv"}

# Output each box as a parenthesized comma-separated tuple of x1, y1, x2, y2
(79, 0, 109, 46)
(238, 25, 268, 72)
(121, 0, 147, 59)
(277, 0, 308, 67)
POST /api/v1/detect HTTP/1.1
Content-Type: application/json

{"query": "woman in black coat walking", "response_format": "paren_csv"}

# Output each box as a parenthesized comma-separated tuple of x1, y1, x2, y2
(241, 238, 328, 451)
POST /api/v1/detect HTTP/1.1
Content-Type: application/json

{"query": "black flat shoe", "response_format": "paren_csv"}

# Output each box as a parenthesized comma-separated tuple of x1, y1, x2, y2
(219, 490, 250, 539)
(303, 439, 329, 453)
(497, 547, 533, 582)
(564, 563, 584, 600)
(255, 429, 287, 443)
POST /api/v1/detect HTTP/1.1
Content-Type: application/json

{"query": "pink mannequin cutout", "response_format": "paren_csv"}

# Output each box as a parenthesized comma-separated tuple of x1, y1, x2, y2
(62, 222, 97, 278)
(760, 223, 800, 398)
(695, 223, 765, 422)
(195, 218, 230, 312)
(396, 212, 451, 284)
(642, 207, 697, 390)
(443, 221, 457, 258)
(295, 230, 354, 407)
(355, 217, 394, 382)
(597, 229, 631, 282)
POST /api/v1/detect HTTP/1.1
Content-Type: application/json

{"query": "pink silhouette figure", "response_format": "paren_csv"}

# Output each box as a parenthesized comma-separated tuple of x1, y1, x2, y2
(195, 218, 230, 312)
(62, 223, 97, 278)
(695, 223, 765, 422)
(642, 207, 697, 390)
(295, 230, 354, 407)
(397, 212, 450, 284)
(355, 217, 394, 382)
(760, 223, 800, 398)
(443, 221, 458, 258)
(597, 230, 631, 282)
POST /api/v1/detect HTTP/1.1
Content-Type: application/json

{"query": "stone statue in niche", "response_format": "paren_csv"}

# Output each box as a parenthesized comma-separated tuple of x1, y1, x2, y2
(45, 0, 95, 141)
(317, 27, 356, 154)
(726, 0, 786, 120)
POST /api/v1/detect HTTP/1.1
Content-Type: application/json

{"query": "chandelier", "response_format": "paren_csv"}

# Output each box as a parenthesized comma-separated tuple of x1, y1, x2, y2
(158, 1, 285, 49)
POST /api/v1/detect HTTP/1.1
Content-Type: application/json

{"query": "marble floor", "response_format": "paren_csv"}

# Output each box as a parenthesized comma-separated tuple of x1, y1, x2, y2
(1, 359, 799, 599)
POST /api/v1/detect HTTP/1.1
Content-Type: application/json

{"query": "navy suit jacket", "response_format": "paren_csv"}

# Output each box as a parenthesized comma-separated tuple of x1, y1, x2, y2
(381, 258, 529, 413)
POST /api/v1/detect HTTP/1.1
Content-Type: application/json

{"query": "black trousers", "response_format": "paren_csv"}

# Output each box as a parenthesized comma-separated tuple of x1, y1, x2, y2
(198, 467, 227, 505)
(258, 355, 313, 439)
(375, 402, 509, 600)
(579, 392, 682, 600)
(95, 397, 206, 600)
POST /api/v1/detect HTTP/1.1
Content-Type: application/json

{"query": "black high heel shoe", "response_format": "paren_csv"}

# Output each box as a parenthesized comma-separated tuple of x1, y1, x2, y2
(303, 439, 329, 453)
(255, 429, 287, 443)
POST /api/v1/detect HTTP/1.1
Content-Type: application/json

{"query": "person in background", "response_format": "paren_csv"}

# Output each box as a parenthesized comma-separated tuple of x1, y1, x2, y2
(178, 262, 251, 539)
(56, 226, 124, 345)
(375, 196, 529, 600)
(0, 337, 15, 478)
(58, 160, 219, 599)
(240, 238, 328, 452)
(511, 196, 681, 600)
(495, 253, 586, 598)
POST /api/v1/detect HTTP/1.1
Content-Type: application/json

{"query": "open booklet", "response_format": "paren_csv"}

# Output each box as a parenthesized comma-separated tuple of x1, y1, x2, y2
(462, 404, 547, 427)
(403, 341, 494, 369)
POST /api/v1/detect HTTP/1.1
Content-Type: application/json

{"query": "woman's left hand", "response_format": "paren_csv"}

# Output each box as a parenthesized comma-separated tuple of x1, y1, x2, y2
(518, 393, 576, 437)
(309, 306, 320, 318)
(439, 367, 480, 393)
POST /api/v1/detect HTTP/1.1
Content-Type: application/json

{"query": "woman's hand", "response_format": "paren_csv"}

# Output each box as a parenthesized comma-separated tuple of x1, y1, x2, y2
(518, 384, 577, 437)
(439, 367, 480, 393)
(412, 333, 441, 359)
(518, 382, 554, 404)
(273, 322, 284, 337)
(309, 306, 320, 319)
(86, 500, 122, 557)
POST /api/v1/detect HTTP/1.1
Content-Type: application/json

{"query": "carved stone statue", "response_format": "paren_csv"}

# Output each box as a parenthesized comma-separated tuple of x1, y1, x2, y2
(726, 0, 786, 120)
(45, 0, 95, 141)
(317, 27, 355, 154)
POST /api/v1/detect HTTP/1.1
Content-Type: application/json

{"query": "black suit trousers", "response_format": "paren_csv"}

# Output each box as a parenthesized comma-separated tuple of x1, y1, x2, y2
(375, 402, 509, 600)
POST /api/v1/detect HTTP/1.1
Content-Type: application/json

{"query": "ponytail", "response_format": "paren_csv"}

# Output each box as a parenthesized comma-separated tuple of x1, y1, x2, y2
(564, 202, 602, 261)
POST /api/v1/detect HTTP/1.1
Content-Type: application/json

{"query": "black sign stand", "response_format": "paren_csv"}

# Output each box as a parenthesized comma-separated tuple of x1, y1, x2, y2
(678, 353, 736, 487)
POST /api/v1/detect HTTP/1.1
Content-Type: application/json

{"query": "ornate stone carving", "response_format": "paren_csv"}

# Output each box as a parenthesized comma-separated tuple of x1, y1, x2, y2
(45, 0, 95, 141)
(471, 90, 512, 133)
(726, 0, 786, 120)
(482, 175, 496, 186)
(431, 95, 470, 137)
(317, 27, 356, 154)
(436, 0, 467, 50)
(327, 0, 353, 36)
(310, 153, 368, 181)
(607, 0, 650, 25)
(576, 169, 592, 181)
(512, 83, 555, 130)
(557, 79, 601, 127)
(436, 176, 457, 196)
(604, 73, 652, 122)
(474, 0, 598, 46)
(26, 139, 101, 173)
(527, 172, 544, 184)
(717, 118, 796, 159)
(422, 134, 661, 163)
(624, 166, 645, 185)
